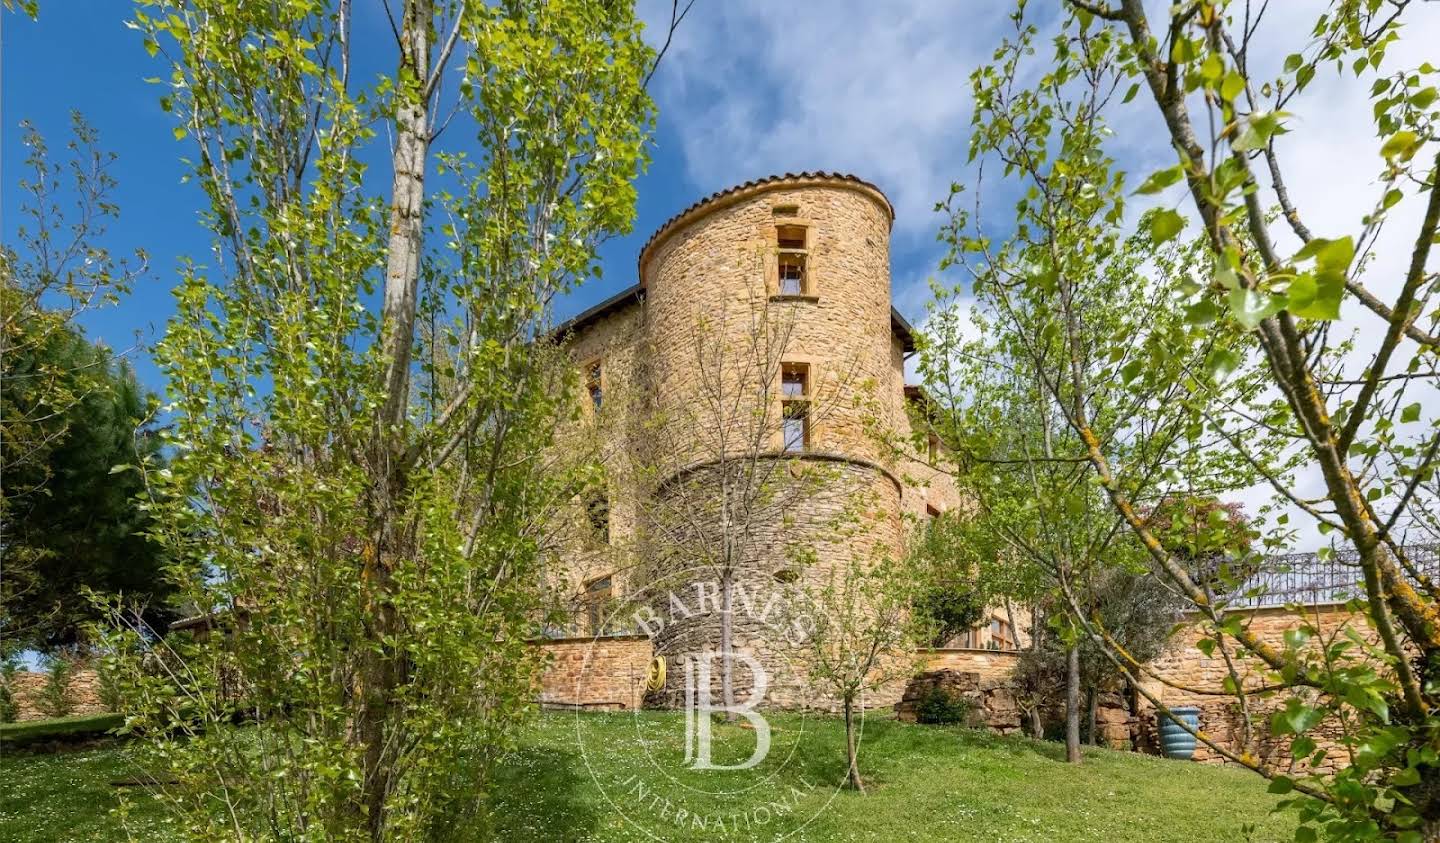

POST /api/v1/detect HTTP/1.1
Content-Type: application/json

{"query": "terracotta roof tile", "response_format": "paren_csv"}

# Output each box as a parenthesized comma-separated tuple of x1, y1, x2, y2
(638, 171, 895, 278)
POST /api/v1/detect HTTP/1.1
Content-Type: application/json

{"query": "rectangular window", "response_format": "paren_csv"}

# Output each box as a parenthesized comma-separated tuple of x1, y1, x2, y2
(781, 363, 810, 452)
(586, 495, 610, 544)
(778, 254, 805, 295)
(990, 618, 1014, 651)
(776, 224, 808, 295)
(586, 361, 603, 412)
(584, 575, 613, 635)
(927, 433, 940, 464)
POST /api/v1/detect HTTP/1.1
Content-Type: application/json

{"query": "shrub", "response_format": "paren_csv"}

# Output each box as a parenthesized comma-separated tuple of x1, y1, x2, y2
(95, 661, 123, 713)
(0, 661, 17, 723)
(38, 655, 75, 719)
(915, 686, 974, 726)
(0, 712, 124, 747)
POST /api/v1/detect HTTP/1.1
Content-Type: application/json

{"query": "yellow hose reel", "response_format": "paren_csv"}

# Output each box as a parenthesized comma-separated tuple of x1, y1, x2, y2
(645, 656, 666, 692)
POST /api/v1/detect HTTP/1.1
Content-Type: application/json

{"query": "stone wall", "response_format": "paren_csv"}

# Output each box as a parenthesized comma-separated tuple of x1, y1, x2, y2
(1140, 604, 1370, 773)
(919, 647, 1023, 683)
(531, 635, 653, 711)
(6, 669, 108, 721)
(895, 669, 1023, 734)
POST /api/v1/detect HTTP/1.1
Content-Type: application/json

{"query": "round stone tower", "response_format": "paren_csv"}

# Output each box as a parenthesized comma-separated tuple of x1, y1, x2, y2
(631, 173, 909, 709)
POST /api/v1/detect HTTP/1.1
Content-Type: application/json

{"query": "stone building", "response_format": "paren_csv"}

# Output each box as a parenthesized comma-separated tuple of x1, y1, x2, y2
(542, 173, 1019, 709)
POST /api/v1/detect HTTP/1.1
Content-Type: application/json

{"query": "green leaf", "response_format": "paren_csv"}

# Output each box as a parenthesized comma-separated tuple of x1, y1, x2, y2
(1170, 36, 1197, 64)
(1273, 698, 1324, 735)
(1134, 165, 1184, 195)
(1148, 209, 1184, 245)
(1402, 402, 1422, 423)
(1220, 71, 1246, 102)
(1291, 736, 1316, 759)
(1205, 348, 1242, 383)
(1233, 112, 1284, 152)
(1285, 272, 1344, 320)
(1121, 83, 1140, 104)
(1267, 776, 1294, 794)
(1185, 299, 1219, 326)
(1381, 130, 1421, 162)
(1228, 286, 1285, 331)
(1314, 236, 1355, 273)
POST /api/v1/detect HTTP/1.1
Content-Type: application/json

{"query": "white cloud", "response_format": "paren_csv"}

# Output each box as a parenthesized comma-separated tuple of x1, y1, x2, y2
(641, 0, 1014, 245)
(640, 1, 1440, 551)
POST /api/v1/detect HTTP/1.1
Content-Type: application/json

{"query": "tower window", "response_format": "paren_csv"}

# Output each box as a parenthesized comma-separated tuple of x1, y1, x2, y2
(584, 575, 613, 634)
(585, 360, 603, 412)
(586, 494, 610, 543)
(781, 363, 810, 452)
(776, 224, 809, 295)
(927, 433, 940, 464)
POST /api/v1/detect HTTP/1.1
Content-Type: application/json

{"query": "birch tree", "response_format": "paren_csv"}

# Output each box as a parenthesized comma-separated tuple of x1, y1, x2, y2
(103, 1, 655, 839)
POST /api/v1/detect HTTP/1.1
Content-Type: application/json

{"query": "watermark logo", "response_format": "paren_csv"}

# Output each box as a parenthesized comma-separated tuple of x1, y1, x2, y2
(683, 649, 770, 770)
(571, 567, 848, 841)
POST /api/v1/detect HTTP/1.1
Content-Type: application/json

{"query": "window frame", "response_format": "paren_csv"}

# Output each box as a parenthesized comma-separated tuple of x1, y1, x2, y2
(780, 362, 811, 452)
(584, 359, 604, 414)
(583, 574, 613, 635)
(585, 494, 610, 544)
(772, 223, 812, 297)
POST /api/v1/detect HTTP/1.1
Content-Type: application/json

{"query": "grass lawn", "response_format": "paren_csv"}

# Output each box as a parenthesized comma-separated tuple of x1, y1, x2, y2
(0, 710, 1294, 842)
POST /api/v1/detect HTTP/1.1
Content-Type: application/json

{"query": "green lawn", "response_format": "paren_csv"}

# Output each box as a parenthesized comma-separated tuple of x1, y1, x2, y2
(0, 710, 1293, 842)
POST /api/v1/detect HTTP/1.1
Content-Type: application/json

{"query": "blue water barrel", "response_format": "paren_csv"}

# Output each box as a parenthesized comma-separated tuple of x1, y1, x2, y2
(1157, 706, 1200, 760)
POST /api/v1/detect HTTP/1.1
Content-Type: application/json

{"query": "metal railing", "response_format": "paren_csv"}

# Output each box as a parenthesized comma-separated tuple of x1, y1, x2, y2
(1225, 545, 1440, 609)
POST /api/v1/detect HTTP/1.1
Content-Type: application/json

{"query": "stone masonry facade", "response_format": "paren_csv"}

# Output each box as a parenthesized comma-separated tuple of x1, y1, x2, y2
(541, 173, 970, 709)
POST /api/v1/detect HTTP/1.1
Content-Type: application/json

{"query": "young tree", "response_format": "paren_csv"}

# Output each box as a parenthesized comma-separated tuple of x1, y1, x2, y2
(907, 505, 1048, 735)
(104, 2, 655, 838)
(1, 116, 150, 645)
(943, 1, 1440, 836)
(622, 285, 858, 714)
(788, 533, 925, 792)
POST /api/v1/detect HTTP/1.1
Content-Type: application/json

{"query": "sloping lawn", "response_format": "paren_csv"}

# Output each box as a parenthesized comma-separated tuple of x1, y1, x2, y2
(0, 711, 1292, 842)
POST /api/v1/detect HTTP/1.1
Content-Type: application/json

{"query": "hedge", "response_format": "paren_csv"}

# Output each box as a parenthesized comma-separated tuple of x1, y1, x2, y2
(0, 713, 125, 747)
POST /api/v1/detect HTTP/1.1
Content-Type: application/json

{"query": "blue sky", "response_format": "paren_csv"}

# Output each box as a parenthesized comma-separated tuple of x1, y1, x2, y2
(6, 2, 1440, 550)
(0, 2, 1019, 394)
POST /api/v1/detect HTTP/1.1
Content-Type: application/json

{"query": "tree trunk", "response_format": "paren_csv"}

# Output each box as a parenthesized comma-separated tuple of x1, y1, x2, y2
(1028, 705, 1044, 740)
(358, 0, 431, 838)
(377, 0, 432, 438)
(844, 697, 864, 792)
(720, 566, 735, 721)
(1065, 644, 1081, 764)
